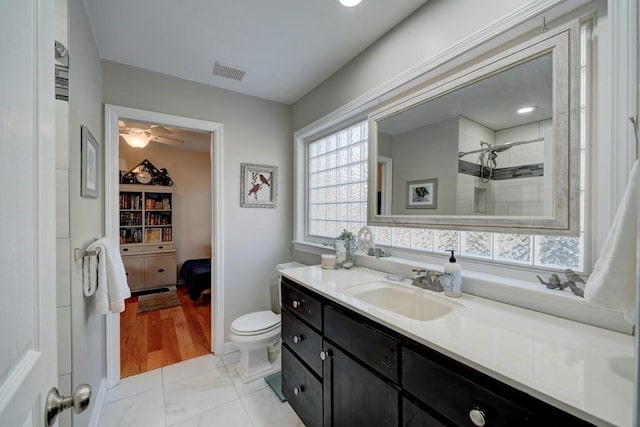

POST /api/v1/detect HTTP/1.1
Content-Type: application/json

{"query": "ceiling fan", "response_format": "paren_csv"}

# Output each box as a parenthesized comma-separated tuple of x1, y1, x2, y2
(119, 120, 184, 148)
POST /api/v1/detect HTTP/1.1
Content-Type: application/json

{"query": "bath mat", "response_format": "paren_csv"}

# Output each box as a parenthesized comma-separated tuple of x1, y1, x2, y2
(132, 287, 170, 297)
(265, 371, 286, 402)
(137, 290, 180, 313)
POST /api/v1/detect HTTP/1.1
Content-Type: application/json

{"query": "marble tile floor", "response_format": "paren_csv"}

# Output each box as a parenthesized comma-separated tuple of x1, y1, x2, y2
(99, 352, 304, 427)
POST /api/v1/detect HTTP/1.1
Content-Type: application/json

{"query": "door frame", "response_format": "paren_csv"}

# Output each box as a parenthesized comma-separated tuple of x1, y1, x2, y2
(104, 104, 224, 387)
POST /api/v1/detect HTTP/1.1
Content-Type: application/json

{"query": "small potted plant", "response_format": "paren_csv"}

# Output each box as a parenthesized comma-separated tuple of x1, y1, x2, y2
(325, 229, 357, 269)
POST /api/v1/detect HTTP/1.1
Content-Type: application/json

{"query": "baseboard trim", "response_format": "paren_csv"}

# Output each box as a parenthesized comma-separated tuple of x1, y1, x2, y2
(223, 341, 237, 355)
(88, 377, 107, 427)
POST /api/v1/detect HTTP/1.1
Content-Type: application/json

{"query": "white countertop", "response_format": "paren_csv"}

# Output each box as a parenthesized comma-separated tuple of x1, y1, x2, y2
(280, 265, 635, 427)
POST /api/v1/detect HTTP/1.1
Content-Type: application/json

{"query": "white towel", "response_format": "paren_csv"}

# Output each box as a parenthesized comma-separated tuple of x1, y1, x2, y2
(85, 237, 131, 314)
(584, 160, 638, 324)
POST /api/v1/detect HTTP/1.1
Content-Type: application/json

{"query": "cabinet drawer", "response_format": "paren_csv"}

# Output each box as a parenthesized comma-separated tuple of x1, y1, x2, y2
(281, 279, 322, 331)
(403, 347, 546, 427)
(144, 255, 177, 286)
(282, 309, 323, 377)
(122, 256, 144, 290)
(324, 305, 399, 382)
(282, 347, 322, 427)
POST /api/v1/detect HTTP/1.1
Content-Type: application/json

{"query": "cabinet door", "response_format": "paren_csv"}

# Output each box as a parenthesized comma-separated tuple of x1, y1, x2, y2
(403, 397, 447, 427)
(122, 256, 144, 290)
(145, 254, 177, 286)
(282, 347, 322, 427)
(323, 343, 399, 427)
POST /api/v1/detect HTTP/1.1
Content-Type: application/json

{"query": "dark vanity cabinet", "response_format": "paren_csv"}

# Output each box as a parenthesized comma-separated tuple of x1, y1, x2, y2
(281, 277, 594, 427)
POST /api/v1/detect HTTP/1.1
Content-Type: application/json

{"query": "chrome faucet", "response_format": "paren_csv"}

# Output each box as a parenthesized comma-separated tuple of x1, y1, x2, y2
(410, 269, 444, 292)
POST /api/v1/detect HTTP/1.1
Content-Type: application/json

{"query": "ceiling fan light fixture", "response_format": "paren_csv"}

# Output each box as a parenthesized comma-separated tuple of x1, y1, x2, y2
(338, 0, 362, 7)
(121, 130, 152, 148)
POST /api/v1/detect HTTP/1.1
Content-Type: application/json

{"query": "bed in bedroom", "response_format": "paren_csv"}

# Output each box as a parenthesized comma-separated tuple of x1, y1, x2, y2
(179, 258, 211, 302)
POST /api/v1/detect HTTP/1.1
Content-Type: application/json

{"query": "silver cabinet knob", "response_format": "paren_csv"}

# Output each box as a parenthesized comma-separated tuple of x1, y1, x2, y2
(469, 408, 486, 427)
(320, 350, 329, 360)
(293, 385, 304, 395)
(45, 384, 91, 427)
(293, 335, 303, 344)
(292, 300, 301, 308)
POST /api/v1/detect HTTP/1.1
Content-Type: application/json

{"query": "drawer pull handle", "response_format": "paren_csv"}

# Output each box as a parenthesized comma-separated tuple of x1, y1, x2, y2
(122, 248, 129, 252)
(293, 386, 304, 396)
(158, 246, 164, 249)
(469, 408, 486, 427)
(292, 300, 301, 309)
(158, 268, 165, 273)
(293, 335, 303, 344)
(320, 350, 331, 361)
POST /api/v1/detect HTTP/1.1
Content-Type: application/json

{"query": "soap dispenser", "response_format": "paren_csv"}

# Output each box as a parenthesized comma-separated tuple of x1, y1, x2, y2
(443, 250, 462, 297)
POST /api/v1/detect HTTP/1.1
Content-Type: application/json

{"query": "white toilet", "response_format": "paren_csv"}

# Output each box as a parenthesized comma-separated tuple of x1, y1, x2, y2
(229, 262, 305, 383)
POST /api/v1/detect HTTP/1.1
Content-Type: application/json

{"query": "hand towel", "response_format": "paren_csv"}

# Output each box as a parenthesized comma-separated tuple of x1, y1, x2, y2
(584, 160, 638, 324)
(86, 237, 131, 314)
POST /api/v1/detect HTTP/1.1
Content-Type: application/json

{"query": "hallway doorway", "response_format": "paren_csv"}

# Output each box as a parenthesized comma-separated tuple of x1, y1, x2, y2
(105, 105, 225, 387)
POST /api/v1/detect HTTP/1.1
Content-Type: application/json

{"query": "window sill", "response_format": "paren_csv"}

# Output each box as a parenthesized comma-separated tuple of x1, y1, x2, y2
(291, 241, 631, 335)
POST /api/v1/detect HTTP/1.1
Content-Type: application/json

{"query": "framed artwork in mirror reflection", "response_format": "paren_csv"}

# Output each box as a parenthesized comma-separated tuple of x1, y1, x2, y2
(406, 178, 438, 209)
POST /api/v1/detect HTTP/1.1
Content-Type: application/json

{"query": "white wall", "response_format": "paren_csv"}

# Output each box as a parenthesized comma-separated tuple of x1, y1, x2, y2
(119, 143, 212, 266)
(68, 0, 105, 425)
(101, 61, 293, 342)
(292, 0, 532, 130)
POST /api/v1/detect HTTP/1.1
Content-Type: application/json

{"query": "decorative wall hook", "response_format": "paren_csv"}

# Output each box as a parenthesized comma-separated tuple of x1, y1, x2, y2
(541, 17, 549, 33)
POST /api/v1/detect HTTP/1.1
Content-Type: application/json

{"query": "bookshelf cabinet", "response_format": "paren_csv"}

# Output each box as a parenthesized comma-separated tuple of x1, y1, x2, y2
(119, 185, 177, 291)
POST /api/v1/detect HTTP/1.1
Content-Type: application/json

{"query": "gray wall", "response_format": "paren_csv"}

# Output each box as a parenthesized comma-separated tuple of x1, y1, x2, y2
(101, 61, 293, 343)
(69, 0, 104, 425)
(390, 118, 459, 215)
(292, 0, 531, 130)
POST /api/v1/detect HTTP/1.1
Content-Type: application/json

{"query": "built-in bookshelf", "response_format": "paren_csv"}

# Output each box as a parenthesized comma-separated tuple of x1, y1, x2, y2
(119, 185, 177, 291)
(119, 185, 173, 245)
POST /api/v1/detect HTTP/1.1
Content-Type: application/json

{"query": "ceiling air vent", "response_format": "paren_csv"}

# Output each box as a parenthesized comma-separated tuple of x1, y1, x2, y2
(212, 61, 246, 81)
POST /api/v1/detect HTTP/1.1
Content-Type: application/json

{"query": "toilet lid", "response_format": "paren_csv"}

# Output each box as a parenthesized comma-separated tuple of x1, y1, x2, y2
(231, 311, 280, 335)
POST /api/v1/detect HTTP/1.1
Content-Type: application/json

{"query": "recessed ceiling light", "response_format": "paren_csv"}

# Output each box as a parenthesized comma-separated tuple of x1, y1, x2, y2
(339, 0, 362, 6)
(517, 106, 535, 114)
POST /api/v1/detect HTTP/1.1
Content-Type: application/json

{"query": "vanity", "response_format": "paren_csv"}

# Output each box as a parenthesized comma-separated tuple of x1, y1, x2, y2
(280, 266, 634, 427)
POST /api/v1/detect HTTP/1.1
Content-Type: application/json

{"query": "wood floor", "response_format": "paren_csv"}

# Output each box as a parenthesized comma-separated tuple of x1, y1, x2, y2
(120, 286, 212, 378)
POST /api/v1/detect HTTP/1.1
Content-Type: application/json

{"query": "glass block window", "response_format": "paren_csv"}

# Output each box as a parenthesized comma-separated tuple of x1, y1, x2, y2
(307, 121, 368, 239)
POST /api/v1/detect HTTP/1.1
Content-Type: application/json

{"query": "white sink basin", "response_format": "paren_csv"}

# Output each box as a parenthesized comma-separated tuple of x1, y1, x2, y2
(343, 281, 461, 321)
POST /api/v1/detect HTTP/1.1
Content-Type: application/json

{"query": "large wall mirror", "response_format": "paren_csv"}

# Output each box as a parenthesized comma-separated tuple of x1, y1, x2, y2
(368, 24, 580, 235)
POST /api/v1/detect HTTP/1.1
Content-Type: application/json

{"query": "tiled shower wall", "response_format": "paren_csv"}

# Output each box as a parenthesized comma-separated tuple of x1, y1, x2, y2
(456, 117, 551, 215)
(55, 0, 72, 425)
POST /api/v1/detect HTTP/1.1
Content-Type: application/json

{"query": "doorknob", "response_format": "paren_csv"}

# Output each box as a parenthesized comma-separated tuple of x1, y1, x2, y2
(45, 384, 91, 427)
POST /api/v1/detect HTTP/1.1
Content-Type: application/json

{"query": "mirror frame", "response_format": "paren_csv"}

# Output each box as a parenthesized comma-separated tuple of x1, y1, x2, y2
(367, 24, 580, 236)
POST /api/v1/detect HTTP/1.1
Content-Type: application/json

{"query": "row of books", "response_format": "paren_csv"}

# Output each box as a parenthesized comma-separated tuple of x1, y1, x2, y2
(145, 198, 171, 210)
(120, 228, 142, 244)
(120, 194, 142, 210)
(161, 228, 172, 242)
(145, 212, 171, 225)
(120, 212, 142, 226)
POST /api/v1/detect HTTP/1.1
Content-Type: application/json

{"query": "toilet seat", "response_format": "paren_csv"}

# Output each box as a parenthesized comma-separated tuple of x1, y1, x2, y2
(230, 310, 281, 336)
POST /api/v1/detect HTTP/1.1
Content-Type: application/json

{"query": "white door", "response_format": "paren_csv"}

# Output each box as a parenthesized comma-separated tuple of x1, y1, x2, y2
(0, 0, 58, 426)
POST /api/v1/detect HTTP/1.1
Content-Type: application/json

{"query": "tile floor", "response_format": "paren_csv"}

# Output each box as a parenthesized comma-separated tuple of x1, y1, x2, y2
(99, 353, 304, 427)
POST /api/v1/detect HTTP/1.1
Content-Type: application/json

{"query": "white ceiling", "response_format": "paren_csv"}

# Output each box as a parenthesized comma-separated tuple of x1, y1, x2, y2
(83, 0, 429, 104)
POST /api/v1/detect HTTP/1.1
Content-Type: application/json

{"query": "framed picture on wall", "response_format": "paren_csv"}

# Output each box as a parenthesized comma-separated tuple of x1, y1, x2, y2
(406, 178, 438, 209)
(81, 125, 99, 198)
(240, 163, 278, 208)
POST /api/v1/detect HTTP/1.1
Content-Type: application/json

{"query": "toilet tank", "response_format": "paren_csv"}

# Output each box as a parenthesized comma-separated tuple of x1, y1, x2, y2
(272, 262, 306, 313)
